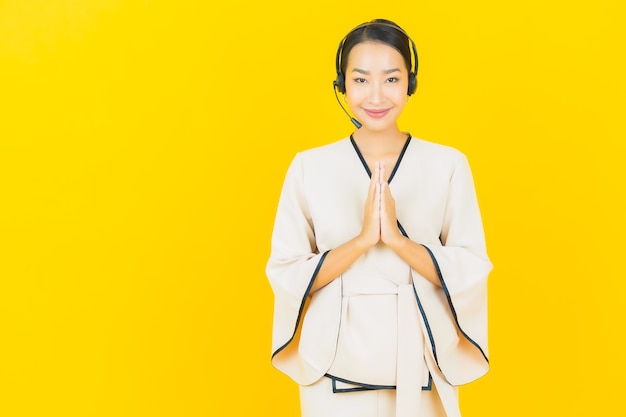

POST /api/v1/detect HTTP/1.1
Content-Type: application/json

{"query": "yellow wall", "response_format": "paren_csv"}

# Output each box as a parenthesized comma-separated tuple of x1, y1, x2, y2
(1, 1, 624, 415)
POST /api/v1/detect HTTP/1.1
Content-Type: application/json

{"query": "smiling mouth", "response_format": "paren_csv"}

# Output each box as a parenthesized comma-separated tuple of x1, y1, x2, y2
(363, 108, 391, 118)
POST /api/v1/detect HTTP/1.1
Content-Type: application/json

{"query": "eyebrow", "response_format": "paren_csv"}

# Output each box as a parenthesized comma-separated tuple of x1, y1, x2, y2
(351, 68, 401, 75)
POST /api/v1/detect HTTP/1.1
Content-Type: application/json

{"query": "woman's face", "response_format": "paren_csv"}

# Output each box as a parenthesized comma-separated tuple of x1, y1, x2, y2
(344, 41, 409, 133)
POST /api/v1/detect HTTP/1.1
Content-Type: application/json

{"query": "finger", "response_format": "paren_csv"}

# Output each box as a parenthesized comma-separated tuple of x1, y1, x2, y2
(375, 180, 381, 208)
(372, 161, 379, 183)
(367, 164, 378, 195)
(380, 181, 388, 208)
(382, 182, 396, 217)
(380, 183, 390, 230)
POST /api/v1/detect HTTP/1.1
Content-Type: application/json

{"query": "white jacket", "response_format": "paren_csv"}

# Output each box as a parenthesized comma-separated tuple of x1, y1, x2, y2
(266, 136, 492, 416)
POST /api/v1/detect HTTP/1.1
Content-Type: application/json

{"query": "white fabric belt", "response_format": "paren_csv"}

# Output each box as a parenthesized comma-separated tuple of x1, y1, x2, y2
(396, 283, 424, 417)
(333, 271, 462, 417)
(337, 282, 425, 417)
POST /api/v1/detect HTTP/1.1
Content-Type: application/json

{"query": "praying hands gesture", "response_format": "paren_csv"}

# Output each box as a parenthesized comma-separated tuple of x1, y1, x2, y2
(311, 161, 439, 292)
(361, 161, 405, 249)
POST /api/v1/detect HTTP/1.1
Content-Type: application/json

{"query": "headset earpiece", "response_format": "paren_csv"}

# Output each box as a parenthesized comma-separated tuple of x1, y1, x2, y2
(334, 37, 346, 94)
(334, 73, 346, 94)
(407, 72, 417, 96)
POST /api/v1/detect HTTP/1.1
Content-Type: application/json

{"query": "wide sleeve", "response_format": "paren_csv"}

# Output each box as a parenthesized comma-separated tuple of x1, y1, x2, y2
(412, 153, 493, 386)
(265, 153, 339, 384)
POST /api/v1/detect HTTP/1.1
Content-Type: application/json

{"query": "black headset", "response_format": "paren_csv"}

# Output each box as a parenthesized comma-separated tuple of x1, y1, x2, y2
(333, 21, 419, 96)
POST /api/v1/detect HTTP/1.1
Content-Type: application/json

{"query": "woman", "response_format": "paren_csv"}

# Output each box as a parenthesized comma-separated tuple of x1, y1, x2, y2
(266, 19, 492, 417)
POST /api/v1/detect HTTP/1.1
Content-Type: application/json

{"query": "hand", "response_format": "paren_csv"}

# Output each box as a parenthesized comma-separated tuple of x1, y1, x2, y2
(359, 161, 382, 247)
(379, 163, 404, 247)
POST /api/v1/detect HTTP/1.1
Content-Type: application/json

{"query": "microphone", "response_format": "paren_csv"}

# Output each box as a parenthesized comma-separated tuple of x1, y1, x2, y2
(333, 82, 362, 129)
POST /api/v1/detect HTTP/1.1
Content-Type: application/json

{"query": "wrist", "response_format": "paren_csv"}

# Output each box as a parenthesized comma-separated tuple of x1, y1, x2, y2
(385, 233, 407, 251)
(354, 233, 376, 252)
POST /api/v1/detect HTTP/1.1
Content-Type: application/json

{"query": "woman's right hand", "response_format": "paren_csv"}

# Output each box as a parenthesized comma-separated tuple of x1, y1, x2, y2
(310, 162, 383, 293)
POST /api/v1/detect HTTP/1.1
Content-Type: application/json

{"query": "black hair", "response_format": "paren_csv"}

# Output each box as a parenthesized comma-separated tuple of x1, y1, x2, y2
(339, 19, 413, 75)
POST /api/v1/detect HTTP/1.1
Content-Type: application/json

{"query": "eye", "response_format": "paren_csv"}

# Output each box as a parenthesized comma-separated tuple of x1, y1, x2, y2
(353, 77, 367, 84)
(386, 77, 399, 83)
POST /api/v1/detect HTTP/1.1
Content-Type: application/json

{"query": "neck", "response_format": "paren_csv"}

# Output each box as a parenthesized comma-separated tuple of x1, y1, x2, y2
(351, 127, 408, 154)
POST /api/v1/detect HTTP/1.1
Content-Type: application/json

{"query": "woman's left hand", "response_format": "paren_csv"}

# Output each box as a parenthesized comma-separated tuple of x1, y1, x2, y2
(378, 163, 405, 247)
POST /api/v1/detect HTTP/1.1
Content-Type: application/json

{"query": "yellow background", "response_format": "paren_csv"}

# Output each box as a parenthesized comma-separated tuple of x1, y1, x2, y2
(1, 0, 624, 416)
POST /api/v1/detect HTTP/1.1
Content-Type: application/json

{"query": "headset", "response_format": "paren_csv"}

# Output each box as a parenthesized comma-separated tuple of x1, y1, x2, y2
(333, 21, 419, 96)
(332, 21, 419, 128)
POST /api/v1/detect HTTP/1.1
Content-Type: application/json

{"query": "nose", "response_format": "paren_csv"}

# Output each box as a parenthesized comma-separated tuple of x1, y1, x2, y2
(368, 80, 384, 104)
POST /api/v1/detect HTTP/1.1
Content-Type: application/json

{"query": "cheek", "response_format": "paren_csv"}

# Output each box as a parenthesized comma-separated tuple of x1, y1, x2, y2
(390, 88, 407, 102)
(390, 81, 409, 100)
(345, 86, 366, 102)
(345, 91, 366, 111)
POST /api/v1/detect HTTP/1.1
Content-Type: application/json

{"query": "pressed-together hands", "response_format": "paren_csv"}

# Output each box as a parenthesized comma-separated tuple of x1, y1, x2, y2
(311, 161, 439, 293)
(360, 161, 405, 250)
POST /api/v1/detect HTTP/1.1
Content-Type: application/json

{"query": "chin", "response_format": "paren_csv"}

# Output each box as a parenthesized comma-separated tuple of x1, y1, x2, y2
(360, 120, 397, 133)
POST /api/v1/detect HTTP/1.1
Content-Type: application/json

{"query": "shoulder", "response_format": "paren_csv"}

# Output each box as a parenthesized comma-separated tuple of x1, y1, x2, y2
(404, 136, 473, 180)
(290, 137, 353, 170)
(408, 136, 467, 163)
(297, 137, 351, 160)
(283, 137, 352, 178)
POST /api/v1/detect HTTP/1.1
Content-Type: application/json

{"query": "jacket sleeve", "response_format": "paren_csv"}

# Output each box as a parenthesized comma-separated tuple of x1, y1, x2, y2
(265, 153, 340, 385)
(412, 153, 493, 386)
